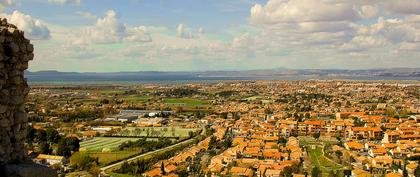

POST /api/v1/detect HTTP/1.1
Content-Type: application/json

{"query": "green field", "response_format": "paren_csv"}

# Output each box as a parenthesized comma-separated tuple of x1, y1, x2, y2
(117, 127, 198, 138)
(80, 137, 140, 152)
(89, 150, 141, 166)
(306, 146, 348, 176)
(105, 137, 197, 176)
(163, 98, 208, 106)
(98, 90, 125, 95)
(122, 95, 150, 102)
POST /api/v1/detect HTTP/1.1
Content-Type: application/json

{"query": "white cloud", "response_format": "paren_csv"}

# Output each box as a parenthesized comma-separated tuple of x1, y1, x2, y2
(176, 24, 193, 39)
(0, 0, 15, 9)
(1, 10, 50, 40)
(384, 0, 420, 15)
(232, 33, 254, 48)
(340, 35, 388, 52)
(76, 11, 96, 20)
(359, 5, 379, 19)
(72, 10, 151, 44)
(48, 0, 80, 5)
(250, 0, 362, 25)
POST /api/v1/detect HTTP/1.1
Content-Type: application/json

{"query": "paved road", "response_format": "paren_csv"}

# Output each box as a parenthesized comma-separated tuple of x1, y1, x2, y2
(100, 137, 196, 172)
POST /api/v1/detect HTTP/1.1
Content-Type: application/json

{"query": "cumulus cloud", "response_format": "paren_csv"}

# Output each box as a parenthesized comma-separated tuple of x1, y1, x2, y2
(359, 5, 379, 19)
(0, 0, 15, 9)
(250, 0, 362, 25)
(72, 10, 151, 44)
(48, 0, 81, 5)
(176, 24, 194, 39)
(384, 0, 420, 15)
(232, 33, 254, 48)
(247, 0, 420, 58)
(76, 11, 96, 20)
(1, 10, 50, 40)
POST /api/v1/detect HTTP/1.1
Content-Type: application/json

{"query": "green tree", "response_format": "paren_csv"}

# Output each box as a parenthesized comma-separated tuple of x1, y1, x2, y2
(208, 136, 217, 149)
(403, 162, 408, 177)
(57, 137, 80, 157)
(414, 161, 420, 177)
(313, 132, 321, 140)
(39, 142, 52, 154)
(69, 152, 98, 171)
(161, 161, 166, 175)
(46, 128, 61, 144)
(174, 166, 188, 177)
(312, 167, 321, 177)
(26, 126, 36, 143)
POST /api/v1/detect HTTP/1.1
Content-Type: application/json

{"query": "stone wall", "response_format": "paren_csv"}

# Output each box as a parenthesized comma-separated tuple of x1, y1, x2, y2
(0, 18, 33, 164)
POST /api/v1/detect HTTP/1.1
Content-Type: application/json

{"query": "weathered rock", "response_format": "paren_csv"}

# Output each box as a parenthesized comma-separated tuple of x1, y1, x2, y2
(0, 162, 58, 177)
(0, 18, 33, 165)
(0, 105, 6, 113)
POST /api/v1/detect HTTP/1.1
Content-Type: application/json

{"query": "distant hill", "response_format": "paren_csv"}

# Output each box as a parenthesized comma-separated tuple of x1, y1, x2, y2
(25, 68, 420, 83)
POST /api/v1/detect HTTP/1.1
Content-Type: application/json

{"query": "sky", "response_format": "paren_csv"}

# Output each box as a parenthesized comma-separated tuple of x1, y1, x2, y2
(0, 0, 419, 72)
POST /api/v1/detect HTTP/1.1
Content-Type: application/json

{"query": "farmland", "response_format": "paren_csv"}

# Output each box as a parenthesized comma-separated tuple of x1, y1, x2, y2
(163, 98, 208, 106)
(306, 145, 348, 176)
(115, 126, 199, 138)
(80, 137, 140, 152)
(89, 150, 141, 166)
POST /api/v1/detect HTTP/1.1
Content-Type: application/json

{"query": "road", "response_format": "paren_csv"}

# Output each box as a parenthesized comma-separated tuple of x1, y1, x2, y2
(99, 128, 210, 175)
(100, 137, 195, 172)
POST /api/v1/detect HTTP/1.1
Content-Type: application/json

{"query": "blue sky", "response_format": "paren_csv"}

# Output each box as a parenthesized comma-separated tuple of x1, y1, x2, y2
(1, 0, 419, 72)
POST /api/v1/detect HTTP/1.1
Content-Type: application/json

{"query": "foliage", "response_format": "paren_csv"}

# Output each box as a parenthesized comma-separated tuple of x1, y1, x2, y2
(69, 152, 99, 172)
(119, 138, 173, 152)
(57, 137, 80, 157)
(312, 167, 321, 177)
(313, 132, 321, 140)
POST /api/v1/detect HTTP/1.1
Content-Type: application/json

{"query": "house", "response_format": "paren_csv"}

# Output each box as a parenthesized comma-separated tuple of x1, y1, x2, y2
(345, 142, 365, 152)
(352, 168, 371, 177)
(230, 167, 254, 177)
(35, 154, 64, 166)
(265, 169, 282, 177)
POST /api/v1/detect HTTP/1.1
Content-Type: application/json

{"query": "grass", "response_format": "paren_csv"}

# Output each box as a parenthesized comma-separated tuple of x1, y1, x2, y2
(105, 136, 197, 175)
(80, 137, 141, 152)
(122, 95, 150, 102)
(306, 146, 348, 175)
(163, 98, 208, 106)
(107, 172, 134, 177)
(98, 90, 125, 95)
(120, 126, 198, 138)
(89, 150, 142, 166)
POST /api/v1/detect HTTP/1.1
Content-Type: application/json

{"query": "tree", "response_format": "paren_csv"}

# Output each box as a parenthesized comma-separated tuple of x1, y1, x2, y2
(313, 132, 321, 140)
(278, 137, 287, 145)
(312, 167, 321, 177)
(35, 129, 47, 142)
(208, 136, 217, 149)
(69, 152, 98, 171)
(161, 161, 166, 175)
(39, 142, 52, 154)
(174, 166, 188, 177)
(414, 161, 420, 177)
(27, 126, 36, 143)
(223, 137, 232, 149)
(46, 128, 61, 144)
(403, 162, 408, 177)
(57, 137, 80, 157)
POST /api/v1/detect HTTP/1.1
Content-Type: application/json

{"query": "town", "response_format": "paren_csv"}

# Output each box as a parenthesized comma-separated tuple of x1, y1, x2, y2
(23, 80, 420, 177)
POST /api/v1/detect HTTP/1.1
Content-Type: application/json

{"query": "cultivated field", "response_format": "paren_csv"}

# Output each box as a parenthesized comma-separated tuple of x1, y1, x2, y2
(163, 98, 208, 106)
(116, 126, 198, 138)
(80, 137, 140, 152)
(89, 150, 141, 166)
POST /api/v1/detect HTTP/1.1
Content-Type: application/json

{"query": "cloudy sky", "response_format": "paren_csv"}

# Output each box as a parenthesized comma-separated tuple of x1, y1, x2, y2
(1, 0, 419, 72)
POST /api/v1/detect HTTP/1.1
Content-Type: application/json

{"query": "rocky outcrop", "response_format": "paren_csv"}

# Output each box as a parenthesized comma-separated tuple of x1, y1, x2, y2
(0, 18, 57, 177)
(0, 18, 32, 165)
(1, 162, 58, 177)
